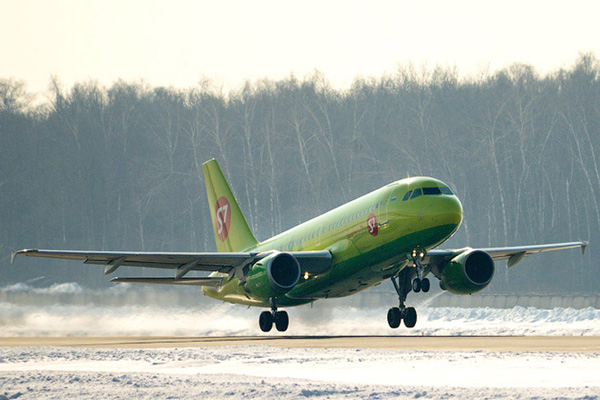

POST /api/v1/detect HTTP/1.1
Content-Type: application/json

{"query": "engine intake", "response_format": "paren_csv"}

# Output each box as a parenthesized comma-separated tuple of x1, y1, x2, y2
(245, 252, 301, 299)
(440, 249, 495, 294)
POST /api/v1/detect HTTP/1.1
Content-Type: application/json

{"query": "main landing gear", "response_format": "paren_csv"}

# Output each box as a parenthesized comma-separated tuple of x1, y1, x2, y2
(259, 301, 289, 332)
(388, 269, 418, 328)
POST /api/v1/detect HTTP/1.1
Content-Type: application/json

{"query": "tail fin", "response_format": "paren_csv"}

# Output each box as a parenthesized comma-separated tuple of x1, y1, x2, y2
(202, 159, 258, 252)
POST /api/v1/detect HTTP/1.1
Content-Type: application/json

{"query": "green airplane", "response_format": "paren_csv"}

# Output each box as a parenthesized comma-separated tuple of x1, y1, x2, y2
(14, 159, 588, 332)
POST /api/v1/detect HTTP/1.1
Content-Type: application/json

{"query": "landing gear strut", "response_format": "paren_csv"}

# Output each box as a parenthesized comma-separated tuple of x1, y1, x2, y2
(411, 249, 430, 293)
(388, 269, 418, 329)
(259, 300, 289, 332)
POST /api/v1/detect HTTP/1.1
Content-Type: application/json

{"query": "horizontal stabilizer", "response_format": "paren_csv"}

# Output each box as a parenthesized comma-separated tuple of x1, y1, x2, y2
(110, 277, 224, 287)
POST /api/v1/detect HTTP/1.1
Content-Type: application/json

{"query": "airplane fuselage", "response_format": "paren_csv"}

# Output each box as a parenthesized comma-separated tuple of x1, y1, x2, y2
(203, 176, 463, 307)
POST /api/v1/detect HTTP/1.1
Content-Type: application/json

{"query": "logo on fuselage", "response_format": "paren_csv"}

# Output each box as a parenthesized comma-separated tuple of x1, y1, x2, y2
(215, 196, 231, 241)
(367, 213, 378, 236)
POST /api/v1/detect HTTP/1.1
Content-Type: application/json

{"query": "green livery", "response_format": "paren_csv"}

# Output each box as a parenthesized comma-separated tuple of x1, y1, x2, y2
(14, 159, 588, 333)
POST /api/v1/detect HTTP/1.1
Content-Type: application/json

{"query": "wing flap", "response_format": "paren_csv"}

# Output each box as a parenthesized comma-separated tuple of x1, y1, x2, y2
(15, 249, 255, 274)
(14, 248, 333, 281)
(110, 277, 224, 287)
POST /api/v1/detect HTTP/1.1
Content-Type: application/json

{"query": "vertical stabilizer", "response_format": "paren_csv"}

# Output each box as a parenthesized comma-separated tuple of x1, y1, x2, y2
(202, 159, 258, 252)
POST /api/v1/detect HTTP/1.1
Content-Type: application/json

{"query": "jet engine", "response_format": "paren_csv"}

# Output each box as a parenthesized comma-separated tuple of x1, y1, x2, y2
(244, 252, 301, 299)
(439, 249, 494, 294)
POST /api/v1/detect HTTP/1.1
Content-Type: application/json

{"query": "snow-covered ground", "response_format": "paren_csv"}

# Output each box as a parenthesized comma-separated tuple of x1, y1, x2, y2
(1, 283, 599, 399)
(1, 346, 599, 399)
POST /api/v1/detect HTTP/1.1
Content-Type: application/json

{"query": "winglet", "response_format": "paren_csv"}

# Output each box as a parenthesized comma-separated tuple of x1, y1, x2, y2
(9, 248, 30, 264)
(9, 248, 18, 264)
(10, 248, 37, 263)
(581, 241, 588, 255)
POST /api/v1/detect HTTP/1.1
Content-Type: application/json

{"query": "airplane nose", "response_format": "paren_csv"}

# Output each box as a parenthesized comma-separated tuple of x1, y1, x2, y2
(442, 195, 463, 227)
(426, 194, 463, 234)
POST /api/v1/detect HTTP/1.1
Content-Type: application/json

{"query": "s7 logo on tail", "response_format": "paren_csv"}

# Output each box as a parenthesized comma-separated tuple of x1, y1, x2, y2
(215, 197, 231, 241)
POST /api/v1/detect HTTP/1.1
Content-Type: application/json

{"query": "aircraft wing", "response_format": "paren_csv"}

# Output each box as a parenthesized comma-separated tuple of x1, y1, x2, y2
(12, 249, 333, 285)
(421, 241, 588, 268)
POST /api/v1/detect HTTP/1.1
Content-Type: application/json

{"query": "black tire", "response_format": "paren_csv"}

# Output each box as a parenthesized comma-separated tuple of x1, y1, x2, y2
(403, 307, 417, 328)
(259, 311, 273, 332)
(387, 307, 401, 329)
(421, 278, 430, 293)
(274, 311, 289, 332)
(412, 278, 421, 293)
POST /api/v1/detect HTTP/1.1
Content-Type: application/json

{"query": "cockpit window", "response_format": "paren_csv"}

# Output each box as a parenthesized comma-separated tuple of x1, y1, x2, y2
(423, 187, 442, 195)
(403, 186, 454, 201)
(410, 188, 422, 199)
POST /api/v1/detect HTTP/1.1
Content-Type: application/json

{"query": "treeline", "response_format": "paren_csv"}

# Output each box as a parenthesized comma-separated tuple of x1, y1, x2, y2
(1, 54, 598, 293)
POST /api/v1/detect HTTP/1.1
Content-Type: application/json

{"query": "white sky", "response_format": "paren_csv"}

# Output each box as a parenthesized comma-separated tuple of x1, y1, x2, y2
(2, 0, 599, 95)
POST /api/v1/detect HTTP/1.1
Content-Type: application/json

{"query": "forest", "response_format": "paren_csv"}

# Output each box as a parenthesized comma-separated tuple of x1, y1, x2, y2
(1, 54, 598, 294)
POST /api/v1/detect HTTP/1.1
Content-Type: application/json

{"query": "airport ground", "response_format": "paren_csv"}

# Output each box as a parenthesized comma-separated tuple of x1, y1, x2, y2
(1, 335, 599, 353)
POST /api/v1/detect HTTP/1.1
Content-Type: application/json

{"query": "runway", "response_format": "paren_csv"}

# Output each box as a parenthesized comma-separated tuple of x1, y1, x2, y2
(1, 335, 599, 353)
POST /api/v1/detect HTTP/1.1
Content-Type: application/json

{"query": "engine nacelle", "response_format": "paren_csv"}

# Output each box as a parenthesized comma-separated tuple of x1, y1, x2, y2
(244, 252, 301, 299)
(439, 249, 495, 294)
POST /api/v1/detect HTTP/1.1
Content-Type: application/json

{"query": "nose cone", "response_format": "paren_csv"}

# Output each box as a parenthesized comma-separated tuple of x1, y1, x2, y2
(437, 194, 463, 234)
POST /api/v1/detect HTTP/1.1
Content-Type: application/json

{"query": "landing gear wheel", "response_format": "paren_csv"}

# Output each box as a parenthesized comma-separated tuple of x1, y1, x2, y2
(421, 278, 430, 293)
(412, 278, 421, 293)
(403, 307, 417, 328)
(259, 311, 273, 332)
(387, 307, 401, 329)
(390, 270, 419, 330)
(274, 311, 289, 332)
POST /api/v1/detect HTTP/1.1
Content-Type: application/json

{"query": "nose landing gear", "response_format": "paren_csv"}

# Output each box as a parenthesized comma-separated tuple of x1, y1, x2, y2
(411, 249, 430, 293)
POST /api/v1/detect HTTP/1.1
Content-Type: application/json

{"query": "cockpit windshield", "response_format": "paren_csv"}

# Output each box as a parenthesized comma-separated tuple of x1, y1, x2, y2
(403, 186, 454, 201)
